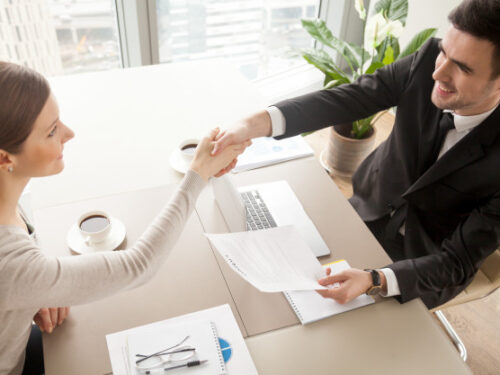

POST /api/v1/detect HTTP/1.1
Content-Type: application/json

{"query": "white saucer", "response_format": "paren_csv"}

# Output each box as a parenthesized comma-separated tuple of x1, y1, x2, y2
(169, 149, 191, 174)
(66, 217, 126, 254)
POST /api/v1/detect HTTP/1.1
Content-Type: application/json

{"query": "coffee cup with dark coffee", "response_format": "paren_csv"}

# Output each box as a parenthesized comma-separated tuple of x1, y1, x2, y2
(178, 139, 199, 163)
(78, 210, 112, 246)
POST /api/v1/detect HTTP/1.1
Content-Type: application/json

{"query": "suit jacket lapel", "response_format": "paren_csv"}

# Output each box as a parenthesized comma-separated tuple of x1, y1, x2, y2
(404, 106, 500, 197)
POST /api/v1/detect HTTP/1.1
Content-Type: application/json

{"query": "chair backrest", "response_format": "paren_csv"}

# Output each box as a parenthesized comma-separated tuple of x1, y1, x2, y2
(431, 249, 500, 311)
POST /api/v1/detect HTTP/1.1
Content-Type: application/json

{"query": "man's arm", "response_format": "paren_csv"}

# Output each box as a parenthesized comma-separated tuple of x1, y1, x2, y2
(212, 110, 272, 155)
(213, 47, 420, 155)
(388, 191, 500, 308)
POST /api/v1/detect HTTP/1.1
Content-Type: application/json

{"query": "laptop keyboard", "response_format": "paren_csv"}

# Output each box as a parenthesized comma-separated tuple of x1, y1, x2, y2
(241, 190, 277, 231)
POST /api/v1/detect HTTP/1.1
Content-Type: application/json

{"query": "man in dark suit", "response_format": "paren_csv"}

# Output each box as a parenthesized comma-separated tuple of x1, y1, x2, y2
(212, 0, 500, 309)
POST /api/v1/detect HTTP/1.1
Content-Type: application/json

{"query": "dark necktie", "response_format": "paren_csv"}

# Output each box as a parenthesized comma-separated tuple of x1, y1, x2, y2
(385, 112, 455, 239)
(430, 112, 455, 164)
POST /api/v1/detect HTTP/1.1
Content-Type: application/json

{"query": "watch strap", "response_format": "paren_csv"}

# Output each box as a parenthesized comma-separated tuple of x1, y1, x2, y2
(364, 269, 382, 296)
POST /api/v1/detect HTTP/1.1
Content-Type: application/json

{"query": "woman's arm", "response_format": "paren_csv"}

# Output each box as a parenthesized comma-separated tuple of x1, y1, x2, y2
(0, 130, 246, 310)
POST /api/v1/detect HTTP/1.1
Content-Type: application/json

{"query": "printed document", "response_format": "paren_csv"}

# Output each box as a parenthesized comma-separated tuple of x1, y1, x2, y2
(232, 135, 314, 173)
(205, 226, 327, 292)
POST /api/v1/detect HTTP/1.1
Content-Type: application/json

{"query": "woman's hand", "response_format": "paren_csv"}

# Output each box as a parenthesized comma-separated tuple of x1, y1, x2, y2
(190, 128, 250, 180)
(33, 307, 70, 333)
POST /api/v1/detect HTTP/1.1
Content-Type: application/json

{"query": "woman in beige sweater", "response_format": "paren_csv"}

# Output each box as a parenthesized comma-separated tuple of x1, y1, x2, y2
(0, 61, 247, 375)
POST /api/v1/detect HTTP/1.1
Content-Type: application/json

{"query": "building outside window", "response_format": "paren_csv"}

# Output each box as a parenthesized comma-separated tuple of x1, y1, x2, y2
(0, 0, 320, 80)
(156, 0, 319, 80)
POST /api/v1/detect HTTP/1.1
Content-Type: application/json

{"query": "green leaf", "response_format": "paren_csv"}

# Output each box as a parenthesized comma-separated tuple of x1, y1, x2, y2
(301, 48, 350, 84)
(382, 45, 394, 65)
(398, 28, 437, 59)
(352, 115, 375, 139)
(388, 35, 400, 59)
(324, 79, 345, 89)
(373, 0, 408, 26)
(363, 60, 385, 75)
(301, 19, 362, 71)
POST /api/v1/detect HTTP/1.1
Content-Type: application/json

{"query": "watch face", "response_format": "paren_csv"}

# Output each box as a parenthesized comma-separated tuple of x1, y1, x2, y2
(367, 286, 381, 296)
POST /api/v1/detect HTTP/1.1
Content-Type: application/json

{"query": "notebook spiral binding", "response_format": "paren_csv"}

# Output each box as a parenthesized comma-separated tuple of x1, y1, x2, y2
(283, 291, 304, 323)
(210, 321, 225, 371)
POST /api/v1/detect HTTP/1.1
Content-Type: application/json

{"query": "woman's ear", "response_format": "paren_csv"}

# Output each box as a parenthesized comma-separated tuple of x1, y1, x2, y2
(0, 149, 14, 172)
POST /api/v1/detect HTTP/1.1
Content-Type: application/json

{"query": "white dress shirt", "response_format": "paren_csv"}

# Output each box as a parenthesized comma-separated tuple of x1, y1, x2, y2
(266, 103, 499, 297)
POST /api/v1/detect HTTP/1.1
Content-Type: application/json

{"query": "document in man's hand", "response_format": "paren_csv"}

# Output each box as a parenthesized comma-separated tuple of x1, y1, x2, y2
(205, 226, 328, 292)
(284, 260, 375, 324)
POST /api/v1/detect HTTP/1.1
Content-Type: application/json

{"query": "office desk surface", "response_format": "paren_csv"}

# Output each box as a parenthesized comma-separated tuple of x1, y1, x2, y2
(31, 63, 470, 375)
(196, 158, 393, 336)
(197, 159, 472, 375)
(246, 299, 472, 375)
(34, 185, 244, 375)
(31, 60, 267, 211)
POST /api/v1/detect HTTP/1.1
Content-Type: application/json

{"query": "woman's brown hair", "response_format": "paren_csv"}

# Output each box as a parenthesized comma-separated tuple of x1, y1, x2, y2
(0, 62, 51, 154)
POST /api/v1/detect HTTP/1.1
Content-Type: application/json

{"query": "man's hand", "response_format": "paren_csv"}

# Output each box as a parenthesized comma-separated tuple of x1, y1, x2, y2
(212, 110, 272, 156)
(190, 128, 250, 180)
(33, 307, 70, 333)
(316, 268, 374, 304)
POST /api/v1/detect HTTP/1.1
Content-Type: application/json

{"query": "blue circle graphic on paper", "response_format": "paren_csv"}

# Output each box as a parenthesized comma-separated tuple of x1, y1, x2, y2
(218, 337, 232, 362)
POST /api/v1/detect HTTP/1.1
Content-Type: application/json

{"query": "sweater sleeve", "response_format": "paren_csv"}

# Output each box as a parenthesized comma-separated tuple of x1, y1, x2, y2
(0, 170, 206, 310)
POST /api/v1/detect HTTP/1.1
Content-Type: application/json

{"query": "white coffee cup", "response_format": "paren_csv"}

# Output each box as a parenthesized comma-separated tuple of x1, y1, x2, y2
(78, 210, 112, 246)
(178, 138, 199, 163)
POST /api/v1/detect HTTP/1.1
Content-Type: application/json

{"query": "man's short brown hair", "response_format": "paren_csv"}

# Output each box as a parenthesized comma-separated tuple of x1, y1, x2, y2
(448, 0, 500, 79)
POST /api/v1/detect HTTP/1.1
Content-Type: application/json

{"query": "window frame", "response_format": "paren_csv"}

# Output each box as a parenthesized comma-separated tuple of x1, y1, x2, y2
(115, 0, 364, 101)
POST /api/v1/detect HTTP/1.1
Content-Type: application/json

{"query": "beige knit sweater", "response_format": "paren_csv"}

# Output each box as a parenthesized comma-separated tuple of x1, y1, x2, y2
(0, 171, 206, 375)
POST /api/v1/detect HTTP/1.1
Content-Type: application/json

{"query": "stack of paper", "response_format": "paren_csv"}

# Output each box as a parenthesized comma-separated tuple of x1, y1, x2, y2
(232, 135, 314, 173)
(106, 305, 257, 375)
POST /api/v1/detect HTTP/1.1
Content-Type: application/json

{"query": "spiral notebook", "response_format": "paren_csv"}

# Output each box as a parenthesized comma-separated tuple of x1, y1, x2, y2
(126, 320, 226, 375)
(284, 260, 375, 325)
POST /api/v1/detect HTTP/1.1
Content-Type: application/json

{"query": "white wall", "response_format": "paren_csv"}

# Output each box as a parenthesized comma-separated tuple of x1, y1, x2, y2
(399, 0, 462, 48)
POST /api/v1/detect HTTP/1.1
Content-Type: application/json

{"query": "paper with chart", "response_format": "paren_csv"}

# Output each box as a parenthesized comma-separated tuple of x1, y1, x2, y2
(106, 304, 258, 375)
(205, 226, 328, 292)
(127, 320, 225, 375)
(232, 135, 314, 173)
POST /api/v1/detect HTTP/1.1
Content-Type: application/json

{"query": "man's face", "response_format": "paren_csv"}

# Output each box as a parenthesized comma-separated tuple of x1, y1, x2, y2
(431, 26, 500, 116)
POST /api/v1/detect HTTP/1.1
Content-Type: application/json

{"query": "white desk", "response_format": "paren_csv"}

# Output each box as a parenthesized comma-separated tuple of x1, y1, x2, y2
(32, 60, 267, 210)
(32, 63, 472, 375)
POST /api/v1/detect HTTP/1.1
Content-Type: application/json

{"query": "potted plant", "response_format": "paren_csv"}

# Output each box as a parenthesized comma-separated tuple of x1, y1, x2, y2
(301, 0, 436, 176)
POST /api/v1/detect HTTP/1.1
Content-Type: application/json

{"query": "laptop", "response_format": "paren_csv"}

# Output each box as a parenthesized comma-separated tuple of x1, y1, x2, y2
(210, 175, 331, 257)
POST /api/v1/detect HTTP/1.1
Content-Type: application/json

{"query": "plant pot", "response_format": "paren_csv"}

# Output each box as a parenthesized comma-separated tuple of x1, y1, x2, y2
(322, 123, 376, 177)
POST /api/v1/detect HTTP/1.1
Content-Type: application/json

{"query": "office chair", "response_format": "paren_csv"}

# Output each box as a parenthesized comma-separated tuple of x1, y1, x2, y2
(431, 249, 500, 361)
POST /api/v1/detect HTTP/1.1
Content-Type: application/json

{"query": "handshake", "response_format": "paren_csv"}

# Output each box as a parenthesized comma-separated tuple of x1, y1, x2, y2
(189, 110, 273, 181)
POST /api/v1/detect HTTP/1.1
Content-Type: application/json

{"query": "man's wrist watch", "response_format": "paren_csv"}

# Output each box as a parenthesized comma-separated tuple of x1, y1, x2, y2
(364, 269, 382, 296)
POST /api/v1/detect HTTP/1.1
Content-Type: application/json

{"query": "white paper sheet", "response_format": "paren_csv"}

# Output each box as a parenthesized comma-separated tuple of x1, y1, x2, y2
(106, 305, 258, 375)
(205, 226, 327, 292)
(232, 135, 314, 173)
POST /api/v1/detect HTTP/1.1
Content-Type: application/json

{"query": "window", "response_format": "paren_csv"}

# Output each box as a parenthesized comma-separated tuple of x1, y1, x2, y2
(156, 0, 320, 80)
(0, 0, 121, 76)
(1, 0, 338, 82)
(48, 0, 122, 74)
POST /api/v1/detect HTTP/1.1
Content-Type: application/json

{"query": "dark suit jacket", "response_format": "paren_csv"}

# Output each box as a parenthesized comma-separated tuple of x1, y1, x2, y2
(274, 38, 500, 308)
